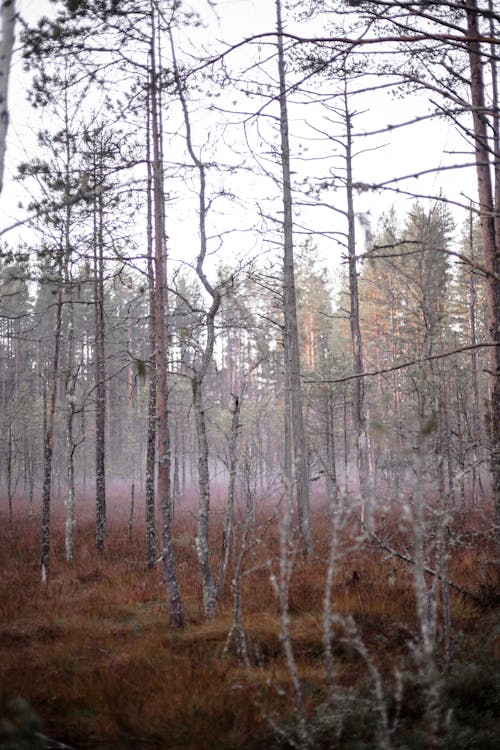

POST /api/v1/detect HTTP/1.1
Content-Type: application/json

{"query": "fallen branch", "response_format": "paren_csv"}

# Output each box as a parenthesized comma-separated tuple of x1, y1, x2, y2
(368, 527, 482, 604)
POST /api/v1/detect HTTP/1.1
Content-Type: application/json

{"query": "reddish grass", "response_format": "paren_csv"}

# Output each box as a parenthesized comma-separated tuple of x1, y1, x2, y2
(0, 490, 498, 749)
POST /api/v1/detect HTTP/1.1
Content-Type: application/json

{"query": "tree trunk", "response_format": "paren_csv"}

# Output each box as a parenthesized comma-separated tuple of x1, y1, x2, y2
(63, 112, 76, 564)
(170, 26, 221, 616)
(150, 21, 184, 628)
(276, 0, 312, 554)
(325, 392, 338, 507)
(27, 440, 34, 521)
(465, 0, 500, 542)
(65, 311, 77, 562)
(93, 134, 106, 553)
(129, 481, 135, 543)
(193, 378, 217, 617)
(343, 83, 371, 524)
(217, 393, 242, 601)
(468, 208, 483, 505)
(145, 78, 157, 569)
(7, 424, 14, 546)
(0, 0, 15, 195)
(41, 283, 63, 584)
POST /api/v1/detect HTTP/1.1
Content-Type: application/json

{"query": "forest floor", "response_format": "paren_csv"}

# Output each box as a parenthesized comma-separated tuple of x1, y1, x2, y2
(0, 491, 499, 750)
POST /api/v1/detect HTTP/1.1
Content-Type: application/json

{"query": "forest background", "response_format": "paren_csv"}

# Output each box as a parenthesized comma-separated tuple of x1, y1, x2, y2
(0, 1, 499, 749)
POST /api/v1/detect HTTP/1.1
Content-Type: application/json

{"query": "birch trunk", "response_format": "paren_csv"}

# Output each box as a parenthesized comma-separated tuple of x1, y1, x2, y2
(41, 283, 63, 584)
(193, 378, 217, 617)
(217, 393, 242, 601)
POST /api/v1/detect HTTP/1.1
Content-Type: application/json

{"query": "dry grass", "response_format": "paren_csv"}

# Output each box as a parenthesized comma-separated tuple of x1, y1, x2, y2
(0, 492, 498, 749)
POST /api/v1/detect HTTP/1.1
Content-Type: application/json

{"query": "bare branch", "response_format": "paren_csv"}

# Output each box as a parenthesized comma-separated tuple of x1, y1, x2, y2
(305, 343, 496, 385)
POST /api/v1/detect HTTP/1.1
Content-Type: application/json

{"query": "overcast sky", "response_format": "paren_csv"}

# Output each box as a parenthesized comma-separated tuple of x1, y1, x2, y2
(2, 0, 477, 275)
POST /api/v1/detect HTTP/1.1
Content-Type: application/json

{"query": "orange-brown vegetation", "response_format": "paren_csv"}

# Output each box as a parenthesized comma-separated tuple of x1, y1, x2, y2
(0, 493, 498, 749)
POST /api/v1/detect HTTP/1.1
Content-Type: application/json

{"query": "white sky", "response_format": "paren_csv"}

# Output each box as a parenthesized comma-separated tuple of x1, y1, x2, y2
(1, 0, 479, 280)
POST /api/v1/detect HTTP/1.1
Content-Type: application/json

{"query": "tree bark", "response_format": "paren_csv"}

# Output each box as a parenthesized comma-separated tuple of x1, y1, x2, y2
(63, 101, 76, 563)
(145, 75, 157, 569)
(276, 0, 312, 555)
(92, 132, 106, 553)
(324, 392, 338, 507)
(465, 0, 500, 542)
(217, 392, 242, 601)
(0, 0, 15, 195)
(64, 311, 77, 562)
(344, 83, 369, 519)
(468, 208, 483, 505)
(41, 282, 63, 584)
(170, 27, 221, 617)
(150, 19, 184, 628)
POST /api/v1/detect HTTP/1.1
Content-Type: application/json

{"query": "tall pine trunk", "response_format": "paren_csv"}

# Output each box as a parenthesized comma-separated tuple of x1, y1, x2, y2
(93, 135, 106, 553)
(150, 19, 184, 628)
(465, 0, 500, 543)
(276, 0, 312, 554)
(145, 76, 157, 569)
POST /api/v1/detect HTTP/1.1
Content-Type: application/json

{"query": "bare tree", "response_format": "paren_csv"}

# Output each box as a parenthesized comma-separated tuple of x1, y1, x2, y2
(169, 24, 222, 619)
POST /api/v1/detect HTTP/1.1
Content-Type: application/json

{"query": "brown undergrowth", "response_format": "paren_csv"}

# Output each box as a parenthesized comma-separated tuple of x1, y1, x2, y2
(0, 493, 498, 749)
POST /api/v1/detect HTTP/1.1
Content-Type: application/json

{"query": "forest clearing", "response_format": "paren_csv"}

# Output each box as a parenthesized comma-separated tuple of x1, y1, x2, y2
(0, 490, 498, 749)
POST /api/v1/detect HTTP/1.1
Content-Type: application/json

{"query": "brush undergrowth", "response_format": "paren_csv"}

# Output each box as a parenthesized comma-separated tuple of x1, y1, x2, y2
(0, 494, 498, 749)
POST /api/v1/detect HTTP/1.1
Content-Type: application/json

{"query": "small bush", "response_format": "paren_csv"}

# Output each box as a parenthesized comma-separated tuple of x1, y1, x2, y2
(442, 657, 500, 750)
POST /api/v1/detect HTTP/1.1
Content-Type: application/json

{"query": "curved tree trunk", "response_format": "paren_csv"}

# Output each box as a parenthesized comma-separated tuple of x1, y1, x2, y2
(170, 27, 221, 617)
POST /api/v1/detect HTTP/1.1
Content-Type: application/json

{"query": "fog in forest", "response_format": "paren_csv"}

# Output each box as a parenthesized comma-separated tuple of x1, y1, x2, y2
(0, 1, 499, 749)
